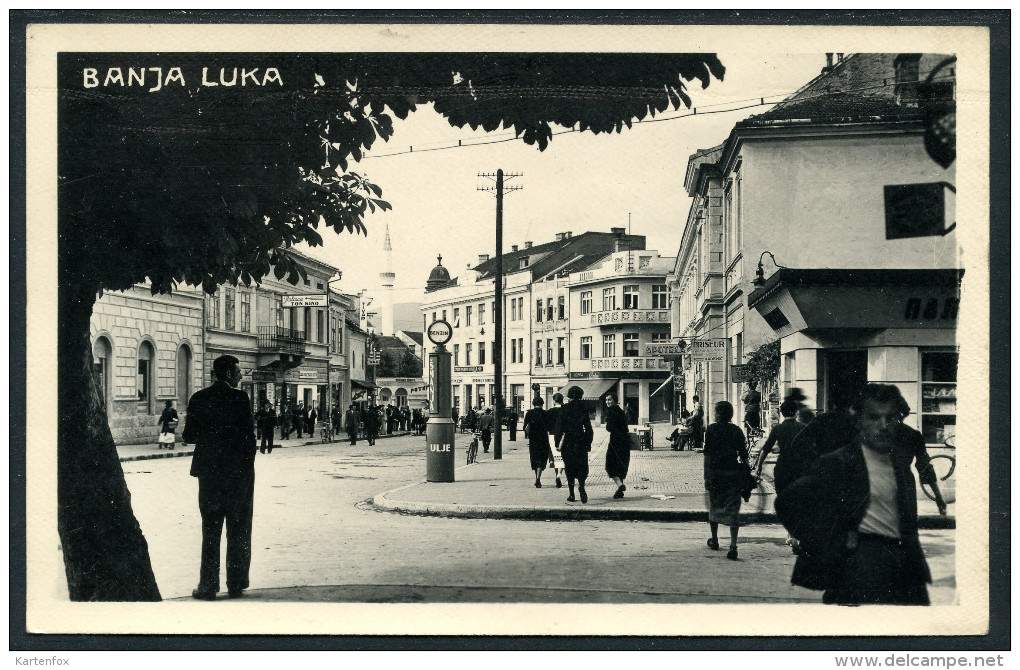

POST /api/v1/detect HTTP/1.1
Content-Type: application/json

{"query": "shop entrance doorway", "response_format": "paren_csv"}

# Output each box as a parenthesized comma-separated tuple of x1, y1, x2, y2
(824, 350, 868, 411)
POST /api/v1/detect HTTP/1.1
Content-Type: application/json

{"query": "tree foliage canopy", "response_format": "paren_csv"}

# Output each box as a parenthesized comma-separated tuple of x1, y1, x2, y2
(59, 53, 724, 296)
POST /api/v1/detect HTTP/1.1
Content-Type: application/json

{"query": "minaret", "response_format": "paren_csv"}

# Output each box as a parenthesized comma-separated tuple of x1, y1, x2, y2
(379, 223, 396, 336)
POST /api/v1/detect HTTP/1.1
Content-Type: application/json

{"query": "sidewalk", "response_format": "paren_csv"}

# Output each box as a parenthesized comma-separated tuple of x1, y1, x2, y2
(115, 429, 414, 462)
(374, 429, 955, 528)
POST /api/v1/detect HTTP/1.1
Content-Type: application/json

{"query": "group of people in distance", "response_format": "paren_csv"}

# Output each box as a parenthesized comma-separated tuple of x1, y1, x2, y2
(521, 387, 632, 503)
(701, 381, 949, 606)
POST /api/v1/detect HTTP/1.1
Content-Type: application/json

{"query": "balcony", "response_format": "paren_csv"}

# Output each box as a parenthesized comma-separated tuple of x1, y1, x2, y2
(256, 326, 307, 370)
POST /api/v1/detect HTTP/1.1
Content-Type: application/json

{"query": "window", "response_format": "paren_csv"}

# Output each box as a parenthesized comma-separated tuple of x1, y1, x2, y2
(652, 332, 670, 343)
(316, 282, 324, 290)
(602, 334, 616, 358)
(442, 309, 447, 322)
(546, 298, 554, 322)
(465, 343, 473, 366)
(602, 287, 616, 311)
(546, 339, 553, 366)
(176, 344, 192, 407)
(137, 341, 154, 410)
(316, 310, 324, 342)
(580, 291, 592, 315)
(479, 342, 486, 365)
(652, 284, 668, 309)
(207, 290, 220, 328)
(303, 307, 312, 336)
(623, 285, 639, 309)
(510, 300, 516, 321)
(93, 337, 112, 409)
(454, 344, 460, 366)
(224, 287, 236, 329)
(580, 336, 592, 360)
(520, 257, 529, 269)
(518, 298, 524, 320)
(238, 290, 251, 332)
(478, 303, 485, 325)
(557, 337, 565, 365)
(275, 294, 283, 328)
(623, 333, 640, 357)
(535, 299, 543, 323)
(511, 338, 518, 363)
(518, 338, 524, 364)
(453, 307, 460, 327)
(557, 295, 565, 320)
(465, 306, 472, 326)
(535, 341, 543, 366)
(432, 311, 437, 324)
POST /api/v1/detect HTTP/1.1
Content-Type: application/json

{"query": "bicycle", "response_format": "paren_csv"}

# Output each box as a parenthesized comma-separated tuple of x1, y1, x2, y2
(319, 422, 334, 444)
(921, 435, 955, 505)
(466, 430, 480, 465)
(744, 420, 765, 454)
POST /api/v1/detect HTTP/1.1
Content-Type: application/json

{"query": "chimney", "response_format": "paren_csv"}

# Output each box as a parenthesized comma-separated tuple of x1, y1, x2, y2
(836, 53, 844, 63)
(565, 231, 572, 238)
(894, 53, 922, 106)
(554, 233, 564, 241)
(478, 254, 490, 264)
(610, 227, 626, 236)
(525, 241, 533, 249)
(511, 244, 519, 252)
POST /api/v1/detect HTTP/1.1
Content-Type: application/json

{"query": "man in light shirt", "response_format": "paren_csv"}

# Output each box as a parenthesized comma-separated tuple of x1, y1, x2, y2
(776, 384, 941, 605)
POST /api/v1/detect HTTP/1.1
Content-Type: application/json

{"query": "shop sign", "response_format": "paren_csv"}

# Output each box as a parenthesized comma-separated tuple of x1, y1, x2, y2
(568, 371, 670, 380)
(282, 294, 328, 308)
(587, 357, 670, 371)
(298, 370, 318, 380)
(673, 375, 685, 391)
(643, 342, 685, 358)
(266, 384, 275, 403)
(730, 364, 754, 383)
(691, 339, 726, 362)
(589, 310, 670, 326)
(454, 366, 484, 373)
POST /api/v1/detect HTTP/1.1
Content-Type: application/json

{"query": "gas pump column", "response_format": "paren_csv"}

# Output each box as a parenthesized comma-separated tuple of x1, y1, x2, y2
(425, 320, 455, 482)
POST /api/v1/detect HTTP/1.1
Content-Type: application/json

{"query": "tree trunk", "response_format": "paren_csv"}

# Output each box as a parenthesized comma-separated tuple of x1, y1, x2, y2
(57, 280, 161, 601)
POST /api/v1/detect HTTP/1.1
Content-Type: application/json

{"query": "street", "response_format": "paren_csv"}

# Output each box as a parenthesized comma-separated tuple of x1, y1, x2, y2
(122, 433, 956, 605)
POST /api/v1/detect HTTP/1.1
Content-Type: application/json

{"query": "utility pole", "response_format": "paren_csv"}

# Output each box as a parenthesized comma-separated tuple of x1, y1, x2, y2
(478, 169, 522, 460)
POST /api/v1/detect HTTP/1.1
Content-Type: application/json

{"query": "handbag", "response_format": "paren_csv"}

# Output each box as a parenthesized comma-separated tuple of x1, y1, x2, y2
(740, 461, 759, 502)
(167, 418, 179, 431)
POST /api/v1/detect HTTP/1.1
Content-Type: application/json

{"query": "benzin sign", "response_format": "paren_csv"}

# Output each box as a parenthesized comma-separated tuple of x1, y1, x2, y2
(691, 339, 726, 362)
(427, 319, 453, 346)
(282, 294, 328, 308)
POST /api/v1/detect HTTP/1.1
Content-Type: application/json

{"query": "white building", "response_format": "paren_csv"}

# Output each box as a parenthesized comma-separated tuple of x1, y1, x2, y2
(669, 53, 959, 445)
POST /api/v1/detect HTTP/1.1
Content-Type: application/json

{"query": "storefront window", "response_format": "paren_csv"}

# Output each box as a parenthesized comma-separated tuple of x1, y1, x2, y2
(920, 351, 958, 446)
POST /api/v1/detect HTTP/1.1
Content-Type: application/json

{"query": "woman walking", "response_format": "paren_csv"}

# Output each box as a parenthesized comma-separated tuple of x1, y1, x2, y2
(157, 400, 179, 450)
(603, 394, 631, 499)
(555, 386, 594, 503)
(523, 397, 551, 488)
(703, 400, 750, 560)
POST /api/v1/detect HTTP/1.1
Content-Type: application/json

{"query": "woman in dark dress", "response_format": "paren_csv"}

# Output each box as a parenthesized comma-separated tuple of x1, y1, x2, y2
(603, 394, 631, 499)
(523, 397, 551, 488)
(157, 399, 179, 450)
(703, 400, 750, 560)
(555, 386, 594, 503)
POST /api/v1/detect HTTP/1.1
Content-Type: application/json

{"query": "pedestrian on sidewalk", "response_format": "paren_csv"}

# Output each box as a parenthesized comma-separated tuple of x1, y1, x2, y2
(345, 404, 359, 445)
(294, 402, 307, 439)
(604, 394, 630, 499)
(555, 385, 594, 503)
(523, 397, 551, 488)
(775, 384, 941, 605)
(545, 393, 566, 488)
(478, 408, 494, 453)
(182, 354, 257, 600)
(332, 404, 343, 438)
(363, 406, 380, 446)
(754, 400, 805, 476)
(157, 400, 179, 450)
(506, 406, 519, 441)
(307, 403, 318, 437)
(703, 400, 750, 560)
(256, 400, 277, 454)
(690, 395, 705, 450)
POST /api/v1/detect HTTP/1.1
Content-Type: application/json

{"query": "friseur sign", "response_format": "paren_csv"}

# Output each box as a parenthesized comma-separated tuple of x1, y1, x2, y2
(589, 310, 670, 326)
(691, 339, 726, 362)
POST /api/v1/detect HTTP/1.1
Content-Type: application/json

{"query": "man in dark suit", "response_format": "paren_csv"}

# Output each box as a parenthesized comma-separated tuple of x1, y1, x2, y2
(182, 354, 257, 600)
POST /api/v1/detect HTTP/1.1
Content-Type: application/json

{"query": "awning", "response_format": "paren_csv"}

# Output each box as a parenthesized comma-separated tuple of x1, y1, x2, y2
(559, 378, 618, 400)
(650, 375, 674, 397)
(350, 379, 377, 391)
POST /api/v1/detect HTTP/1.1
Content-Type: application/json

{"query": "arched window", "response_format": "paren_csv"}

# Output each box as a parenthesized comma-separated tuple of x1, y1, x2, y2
(137, 341, 155, 413)
(395, 388, 408, 407)
(177, 344, 193, 407)
(92, 336, 113, 411)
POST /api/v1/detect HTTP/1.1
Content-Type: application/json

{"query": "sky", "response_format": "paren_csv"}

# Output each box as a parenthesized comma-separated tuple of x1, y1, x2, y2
(308, 53, 826, 305)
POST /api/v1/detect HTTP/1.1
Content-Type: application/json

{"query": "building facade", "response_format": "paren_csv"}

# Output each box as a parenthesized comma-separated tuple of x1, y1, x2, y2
(566, 250, 674, 424)
(669, 53, 959, 445)
(90, 284, 205, 445)
(422, 229, 659, 422)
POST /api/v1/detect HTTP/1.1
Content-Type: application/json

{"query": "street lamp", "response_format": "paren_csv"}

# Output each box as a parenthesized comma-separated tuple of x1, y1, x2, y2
(752, 251, 786, 287)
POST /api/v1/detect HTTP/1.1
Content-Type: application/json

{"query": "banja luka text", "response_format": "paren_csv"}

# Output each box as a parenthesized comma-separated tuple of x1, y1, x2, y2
(82, 66, 284, 91)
